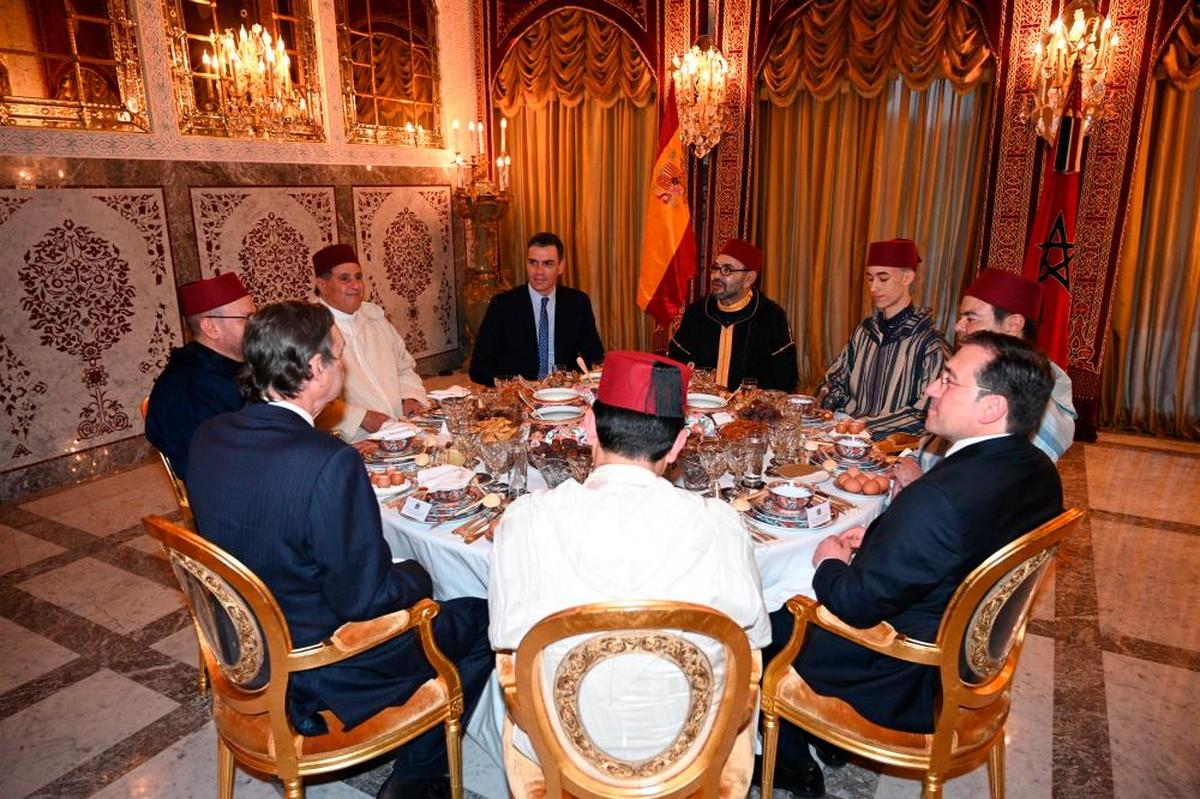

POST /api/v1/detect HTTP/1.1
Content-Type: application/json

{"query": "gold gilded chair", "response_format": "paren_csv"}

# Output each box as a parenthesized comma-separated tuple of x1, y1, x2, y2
(143, 514, 466, 799)
(498, 600, 758, 799)
(140, 397, 195, 528)
(761, 507, 1084, 799)
(141, 395, 206, 695)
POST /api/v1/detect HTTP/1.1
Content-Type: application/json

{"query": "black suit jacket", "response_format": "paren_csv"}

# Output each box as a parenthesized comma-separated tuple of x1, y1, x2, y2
(187, 403, 440, 728)
(796, 435, 1064, 733)
(469, 284, 605, 386)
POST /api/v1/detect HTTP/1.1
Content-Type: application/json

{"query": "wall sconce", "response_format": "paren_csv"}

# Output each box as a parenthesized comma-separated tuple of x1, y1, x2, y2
(672, 35, 728, 158)
(1027, 0, 1118, 144)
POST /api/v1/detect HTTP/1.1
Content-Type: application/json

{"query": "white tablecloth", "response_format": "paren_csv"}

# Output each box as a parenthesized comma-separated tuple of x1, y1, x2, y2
(378, 474, 886, 772)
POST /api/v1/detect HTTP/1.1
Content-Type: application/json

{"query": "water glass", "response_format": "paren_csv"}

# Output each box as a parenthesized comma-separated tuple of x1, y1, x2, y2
(695, 437, 728, 498)
(742, 434, 769, 488)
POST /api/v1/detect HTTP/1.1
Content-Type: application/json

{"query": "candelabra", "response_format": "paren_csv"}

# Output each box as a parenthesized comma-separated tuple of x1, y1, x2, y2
(452, 120, 512, 342)
(1025, 0, 1118, 144)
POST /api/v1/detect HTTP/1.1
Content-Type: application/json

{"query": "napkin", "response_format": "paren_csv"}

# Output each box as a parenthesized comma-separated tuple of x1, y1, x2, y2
(428, 386, 472, 400)
(417, 464, 474, 491)
(373, 420, 422, 440)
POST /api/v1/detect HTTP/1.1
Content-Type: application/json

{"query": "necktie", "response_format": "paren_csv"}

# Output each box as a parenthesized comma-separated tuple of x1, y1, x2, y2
(537, 296, 550, 379)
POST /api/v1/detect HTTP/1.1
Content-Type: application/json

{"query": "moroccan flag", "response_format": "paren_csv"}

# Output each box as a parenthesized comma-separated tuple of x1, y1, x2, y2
(637, 84, 698, 329)
(1021, 65, 1085, 368)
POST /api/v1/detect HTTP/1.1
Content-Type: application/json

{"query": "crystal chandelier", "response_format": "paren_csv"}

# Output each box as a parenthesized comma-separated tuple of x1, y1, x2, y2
(672, 36, 729, 158)
(200, 24, 316, 138)
(1027, 0, 1118, 144)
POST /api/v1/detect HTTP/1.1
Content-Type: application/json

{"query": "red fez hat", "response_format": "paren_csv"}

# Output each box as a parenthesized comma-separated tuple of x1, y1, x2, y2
(178, 272, 249, 316)
(313, 243, 359, 276)
(964, 269, 1044, 323)
(719, 239, 763, 274)
(596, 351, 692, 418)
(867, 239, 922, 269)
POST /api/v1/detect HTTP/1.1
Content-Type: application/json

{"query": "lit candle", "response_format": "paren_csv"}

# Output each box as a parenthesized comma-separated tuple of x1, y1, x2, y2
(500, 117, 507, 153)
(477, 120, 485, 155)
(451, 118, 460, 152)
(468, 120, 477, 156)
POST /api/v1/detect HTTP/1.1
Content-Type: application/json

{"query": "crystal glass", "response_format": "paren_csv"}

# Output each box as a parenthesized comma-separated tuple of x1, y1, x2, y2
(741, 433, 769, 488)
(478, 438, 513, 484)
(738, 377, 759, 401)
(695, 437, 728, 498)
(767, 419, 800, 464)
(453, 425, 482, 471)
(565, 447, 593, 484)
(726, 440, 750, 493)
(506, 436, 528, 497)
(441, 396, 476, 435)
(676, 444, 708, 491)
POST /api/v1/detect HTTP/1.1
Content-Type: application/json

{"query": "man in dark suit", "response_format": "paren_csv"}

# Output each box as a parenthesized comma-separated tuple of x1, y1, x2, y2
(188, 302, 492, 799)
(468, 231, 605, 386)
(762, 331, 1064, 798)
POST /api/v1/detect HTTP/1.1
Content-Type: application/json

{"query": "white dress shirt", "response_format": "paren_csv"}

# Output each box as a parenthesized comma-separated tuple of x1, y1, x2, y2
(488, 462, 770, 763)
(528, 285, 556, 370)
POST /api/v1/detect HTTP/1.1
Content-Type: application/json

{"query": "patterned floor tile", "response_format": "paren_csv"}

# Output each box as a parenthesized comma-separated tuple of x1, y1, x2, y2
(18, 557, 183, 635)
(0, 668, 178, 798)
(1104, 652, 1200, 799)
(1084, 446, 1200, 526)
(0, 524, 67, 576)
(20, 464, 176, 537)
(0, 616, 79, 696)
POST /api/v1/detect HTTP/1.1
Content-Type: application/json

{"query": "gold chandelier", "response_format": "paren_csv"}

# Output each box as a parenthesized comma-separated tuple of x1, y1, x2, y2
(1027, 0, 1118, 144)
(672, 36, 729, 158)
(199, 24, 317, 138)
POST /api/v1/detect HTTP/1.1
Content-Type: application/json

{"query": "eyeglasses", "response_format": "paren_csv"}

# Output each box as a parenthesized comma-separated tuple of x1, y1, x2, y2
(709, 263, 752, 277)
(204, 314, 251, 320)
(937, 369, 992, 395)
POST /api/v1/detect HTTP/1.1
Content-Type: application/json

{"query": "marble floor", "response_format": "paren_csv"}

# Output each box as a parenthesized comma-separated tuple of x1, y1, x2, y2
(1, 433, 1198, 798)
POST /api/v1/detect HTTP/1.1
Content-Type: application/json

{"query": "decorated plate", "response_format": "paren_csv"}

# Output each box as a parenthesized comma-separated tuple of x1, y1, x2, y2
(745, 506, 836, 531)
(533, 387, 581, 404)
(532, 405, 586, 424)
(686, 392, 727, 410)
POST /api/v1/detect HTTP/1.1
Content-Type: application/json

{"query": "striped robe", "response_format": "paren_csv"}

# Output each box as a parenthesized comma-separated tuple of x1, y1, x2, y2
(821, 305, 949, 439)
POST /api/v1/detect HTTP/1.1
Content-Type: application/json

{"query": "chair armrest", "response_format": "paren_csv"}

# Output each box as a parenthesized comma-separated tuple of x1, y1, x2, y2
(287, 598, 441, 671)
(496, 651, 519, 718)
(790, 595, 942, 667)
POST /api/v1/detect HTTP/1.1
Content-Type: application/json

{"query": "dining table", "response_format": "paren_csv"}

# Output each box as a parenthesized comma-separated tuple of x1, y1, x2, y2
(377, 462, 888, 771)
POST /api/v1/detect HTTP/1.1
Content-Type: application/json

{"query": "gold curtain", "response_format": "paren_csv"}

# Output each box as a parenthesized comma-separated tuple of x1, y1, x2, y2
(750, 77, 992, 388)
(759, 0, 993, 102)
(1159, 1, 1200, 90)
(1101, 81, 1200, 438)
(493, 9, 655, 113)
(495, 10, 658, 352)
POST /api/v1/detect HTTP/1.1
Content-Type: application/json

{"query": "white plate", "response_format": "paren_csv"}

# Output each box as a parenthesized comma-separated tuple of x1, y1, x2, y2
(373, 483, 411, 500)
(532, 405, 586, 423)
(687, 392, 727, 410)
(533, 387, 581, 403)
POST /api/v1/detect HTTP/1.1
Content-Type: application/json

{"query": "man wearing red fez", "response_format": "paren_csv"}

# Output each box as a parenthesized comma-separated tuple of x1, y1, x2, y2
(310, 243, 430, 441)
(145, 272, 256, 482)
(819, 238, 949, 440)
(668, 238, 798, 392)
(489, 351, 769, 788)
(893, 269, 1078, 489)
(469, 231, 605, 386)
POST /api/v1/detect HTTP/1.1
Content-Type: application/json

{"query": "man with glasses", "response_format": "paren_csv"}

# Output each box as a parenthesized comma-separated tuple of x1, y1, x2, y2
(759, 331, 1063, 797)
(819, 239, 948, 439)
(310, 243, 430, 442)
(145, 272, 255, 482)
(893, 269, 1077, 490)
(668, 238, 798, 391)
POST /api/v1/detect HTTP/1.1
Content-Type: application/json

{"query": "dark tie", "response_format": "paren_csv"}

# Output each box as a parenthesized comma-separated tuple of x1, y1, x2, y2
(537, 296, 550, 379)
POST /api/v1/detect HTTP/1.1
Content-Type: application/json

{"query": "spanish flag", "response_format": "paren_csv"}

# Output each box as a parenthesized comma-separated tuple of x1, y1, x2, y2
(637, 84, 698, 329)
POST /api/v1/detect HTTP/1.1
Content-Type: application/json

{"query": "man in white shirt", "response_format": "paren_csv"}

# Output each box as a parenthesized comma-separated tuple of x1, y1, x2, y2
(310, 244, 430, 441)
(488, 350, 770, 789)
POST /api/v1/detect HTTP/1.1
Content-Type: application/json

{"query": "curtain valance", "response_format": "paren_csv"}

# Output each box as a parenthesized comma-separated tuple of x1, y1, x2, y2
(493, 9, 655, 114)
(759, 0, 993, 103)
(1159, 1, 1200, 90)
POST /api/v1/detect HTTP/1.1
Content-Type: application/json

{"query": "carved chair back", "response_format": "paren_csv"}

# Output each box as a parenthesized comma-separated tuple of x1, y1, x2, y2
(512, 601, 752, 799)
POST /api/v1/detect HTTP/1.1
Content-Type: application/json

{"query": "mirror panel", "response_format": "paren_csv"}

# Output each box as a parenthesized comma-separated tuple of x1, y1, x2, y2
(0, 0, 148, 132)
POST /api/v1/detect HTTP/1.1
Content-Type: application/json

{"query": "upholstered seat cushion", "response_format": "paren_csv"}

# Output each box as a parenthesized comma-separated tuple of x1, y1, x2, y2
(214, 678, 448, 770)
(774, 667, 1008, 762)
(503, 716, 755, 799)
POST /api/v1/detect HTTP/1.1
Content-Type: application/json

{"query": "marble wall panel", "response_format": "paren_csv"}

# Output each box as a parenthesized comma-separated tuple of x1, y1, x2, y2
(352, 186, 459, 359)
(0, 188, 181, 472)
(191, 187, 337, 305)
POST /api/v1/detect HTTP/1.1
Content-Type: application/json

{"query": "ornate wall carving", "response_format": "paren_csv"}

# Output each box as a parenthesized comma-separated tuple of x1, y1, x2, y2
(0, 188, 179, 471)
(352, 186, 459, 359)
(191, 187, 337, 305)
